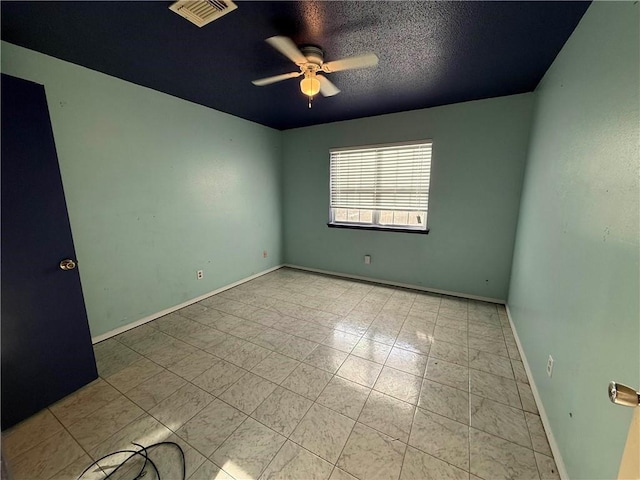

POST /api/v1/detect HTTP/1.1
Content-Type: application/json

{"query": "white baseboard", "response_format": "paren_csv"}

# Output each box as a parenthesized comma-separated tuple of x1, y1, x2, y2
(93, 263, 502, 344)
(284, 264, 506, 304)
(505, 305, 569, 480)
(91, 264, 284, 344)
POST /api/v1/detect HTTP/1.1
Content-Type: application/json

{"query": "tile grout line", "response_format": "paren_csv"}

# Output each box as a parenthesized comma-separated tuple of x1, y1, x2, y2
(428, 298, 471, 474)
(396, 292, 421, 480)
(43, 408, 106, 480)
(103, 328, 254, 475)
(150, 302, 504, 470)
(89, 273, 291, 475)
(129, 312, 313, 478)
(255, 276, 524, 474)
(411, 296, 473, 475)
(502, 310, 546, 480)
(56, 270, 551, 480)
(231, 277, 371, 479)
(3, 407, 81, 474)
(56, 397, 152, 479)
(320, 291, 407, 480)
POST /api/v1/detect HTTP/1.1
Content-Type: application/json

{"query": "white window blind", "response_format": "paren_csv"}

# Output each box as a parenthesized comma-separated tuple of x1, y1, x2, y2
(330, 141, 432, 212)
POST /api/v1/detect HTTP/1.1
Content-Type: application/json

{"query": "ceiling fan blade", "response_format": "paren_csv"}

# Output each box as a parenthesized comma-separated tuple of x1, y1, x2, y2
(252, 71, 302, 86)
(317, 75, 341, 97)
(323, 53, 379, 73)
(266, 36, 308, 65)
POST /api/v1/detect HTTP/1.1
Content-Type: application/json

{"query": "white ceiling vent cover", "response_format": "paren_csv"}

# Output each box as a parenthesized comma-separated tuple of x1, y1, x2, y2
(169, 0, 237, 28)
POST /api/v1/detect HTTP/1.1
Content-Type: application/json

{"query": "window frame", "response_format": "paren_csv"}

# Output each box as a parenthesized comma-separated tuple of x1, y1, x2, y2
(328, 140, 432, 234)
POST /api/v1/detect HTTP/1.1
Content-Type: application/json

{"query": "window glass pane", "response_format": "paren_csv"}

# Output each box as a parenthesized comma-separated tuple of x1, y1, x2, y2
(379, 211, 393, 224)
(408, 212, 425, 225)
(333, 208, 426, 230)
(360, 210, 373, 223)
(335, 208, 348, 222)
(393, 211, 408, 225)
(347, 209, 360, 222)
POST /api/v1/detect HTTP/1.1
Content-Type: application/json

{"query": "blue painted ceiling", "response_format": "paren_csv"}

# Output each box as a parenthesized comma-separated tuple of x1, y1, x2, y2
(1, 1, 589, 130)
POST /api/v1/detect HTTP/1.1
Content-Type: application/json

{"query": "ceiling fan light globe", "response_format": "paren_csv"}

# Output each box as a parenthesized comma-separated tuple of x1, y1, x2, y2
(300, 76, 320, 97)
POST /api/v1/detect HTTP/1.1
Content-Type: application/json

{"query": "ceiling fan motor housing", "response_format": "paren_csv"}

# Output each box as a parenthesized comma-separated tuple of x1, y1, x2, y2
(251, 36, 377, 98)
(300, 45, 324, 66)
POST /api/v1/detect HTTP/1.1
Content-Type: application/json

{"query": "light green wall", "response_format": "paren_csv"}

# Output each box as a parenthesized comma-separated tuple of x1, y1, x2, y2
(1, 41, 283, 337)
(282, 94, 534, 300)
(508, 2, 639, 479)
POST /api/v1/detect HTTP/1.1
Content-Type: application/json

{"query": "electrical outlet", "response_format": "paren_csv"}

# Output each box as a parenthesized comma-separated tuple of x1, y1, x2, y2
(364, 255, 371, 264)
(196, 270, 204, 280)
(547, 355, 554, 377)
(263, 250, 268, 258)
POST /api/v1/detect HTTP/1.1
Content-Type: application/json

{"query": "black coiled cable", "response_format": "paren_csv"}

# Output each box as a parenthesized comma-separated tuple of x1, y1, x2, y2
(77, 441, 185, 480)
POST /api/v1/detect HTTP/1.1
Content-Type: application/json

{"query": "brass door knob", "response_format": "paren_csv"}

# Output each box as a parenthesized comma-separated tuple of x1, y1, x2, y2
(608, 382, 640, 407)
(59, 259, 76, 271)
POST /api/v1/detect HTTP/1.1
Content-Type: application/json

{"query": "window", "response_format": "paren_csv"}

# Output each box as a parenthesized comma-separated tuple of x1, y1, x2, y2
(329, 140, 432, 232)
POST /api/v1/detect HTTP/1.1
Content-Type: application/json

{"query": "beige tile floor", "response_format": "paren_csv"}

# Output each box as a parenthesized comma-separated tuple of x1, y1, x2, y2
(2, 268, 561, 480)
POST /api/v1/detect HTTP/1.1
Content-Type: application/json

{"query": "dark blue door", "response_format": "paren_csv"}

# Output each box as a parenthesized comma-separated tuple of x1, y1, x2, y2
(1, 74, 98, 430)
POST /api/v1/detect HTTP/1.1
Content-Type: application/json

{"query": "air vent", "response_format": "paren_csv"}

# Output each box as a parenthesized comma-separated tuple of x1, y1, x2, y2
(169, 0, 237, 27)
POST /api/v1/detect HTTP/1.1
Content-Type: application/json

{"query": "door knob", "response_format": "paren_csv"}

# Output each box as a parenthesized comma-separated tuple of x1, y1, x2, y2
(608, 382, 640, 407)
(59, 259, 76, 271)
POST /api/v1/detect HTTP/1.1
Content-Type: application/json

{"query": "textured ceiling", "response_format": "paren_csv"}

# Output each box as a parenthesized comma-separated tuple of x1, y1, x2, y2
(1, 1, 590, 130)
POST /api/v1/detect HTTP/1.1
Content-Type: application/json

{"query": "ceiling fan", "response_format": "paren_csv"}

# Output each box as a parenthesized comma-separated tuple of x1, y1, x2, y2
(252, 36, 379, 108)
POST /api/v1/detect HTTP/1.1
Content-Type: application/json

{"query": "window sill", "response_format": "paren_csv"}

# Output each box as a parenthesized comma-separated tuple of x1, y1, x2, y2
(327, 223, 430, 234)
